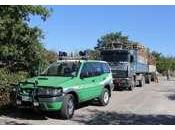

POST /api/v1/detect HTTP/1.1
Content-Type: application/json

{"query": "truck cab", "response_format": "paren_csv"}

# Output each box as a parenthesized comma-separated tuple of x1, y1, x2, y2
(101, 49, 136, 90)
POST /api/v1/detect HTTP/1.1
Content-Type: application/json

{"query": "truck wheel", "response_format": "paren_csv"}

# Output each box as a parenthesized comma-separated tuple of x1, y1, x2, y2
(129, 79, 134, 91)
(128, 85, 133, 91)
(99, 88, 110, 106)
(147, 76, 151, 84)
(60, 94, 75, 119)
(140, 81, 143, 87)
(140, 77, 145, 87)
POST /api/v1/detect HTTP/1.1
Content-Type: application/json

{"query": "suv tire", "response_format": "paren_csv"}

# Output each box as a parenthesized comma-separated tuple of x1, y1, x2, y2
(60, 94, 75, 119)
(99, 88, 110, 106)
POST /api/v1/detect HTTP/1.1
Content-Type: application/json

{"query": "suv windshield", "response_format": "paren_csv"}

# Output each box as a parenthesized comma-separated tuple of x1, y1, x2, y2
(101, 51, 129, 62)
(41, 61, 81, 77)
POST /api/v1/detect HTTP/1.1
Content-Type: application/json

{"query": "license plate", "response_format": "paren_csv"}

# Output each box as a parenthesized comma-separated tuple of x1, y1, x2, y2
(22, 96, 31, 101)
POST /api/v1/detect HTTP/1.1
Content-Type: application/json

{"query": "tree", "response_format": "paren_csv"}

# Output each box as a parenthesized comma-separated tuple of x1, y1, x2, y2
(85, 49, 100, 60)
(0, 5, 50, 75)
(44, 50, 59, 64)
(151, 51, 175, 73)
(95, 32, 129, 50)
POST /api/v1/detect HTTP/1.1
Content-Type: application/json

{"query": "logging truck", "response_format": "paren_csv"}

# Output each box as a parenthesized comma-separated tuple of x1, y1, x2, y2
(100, 42, 157, 90)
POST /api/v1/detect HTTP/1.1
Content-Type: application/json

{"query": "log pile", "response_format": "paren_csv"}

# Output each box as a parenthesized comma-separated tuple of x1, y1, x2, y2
(132, 43, 147, 58)
(107, 42, 156, 65)
(147, 54, 156, 65)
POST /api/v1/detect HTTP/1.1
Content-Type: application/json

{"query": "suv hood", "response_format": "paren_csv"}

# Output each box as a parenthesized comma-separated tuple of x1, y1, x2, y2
(20, 76, 74, 88)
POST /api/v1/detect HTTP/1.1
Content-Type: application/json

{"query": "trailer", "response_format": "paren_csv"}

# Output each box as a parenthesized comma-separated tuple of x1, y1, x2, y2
(100, 42, 156, 90)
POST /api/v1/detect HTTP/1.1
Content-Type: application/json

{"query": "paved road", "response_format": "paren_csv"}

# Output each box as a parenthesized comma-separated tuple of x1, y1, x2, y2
(0, 79, 175, 125)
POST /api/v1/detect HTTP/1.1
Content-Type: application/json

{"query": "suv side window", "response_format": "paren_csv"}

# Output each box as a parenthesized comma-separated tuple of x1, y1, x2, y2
(80, 62, 103, 78)
(92, 62, 103, 76)
(101, 63, 110, 73)
(80, 62, 94, 78)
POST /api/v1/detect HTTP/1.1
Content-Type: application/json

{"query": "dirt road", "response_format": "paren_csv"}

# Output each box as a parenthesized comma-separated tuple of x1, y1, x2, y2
(0, 79, 175, 125)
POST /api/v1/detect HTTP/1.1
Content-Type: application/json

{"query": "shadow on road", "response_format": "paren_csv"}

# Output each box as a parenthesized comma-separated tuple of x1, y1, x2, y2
(0, 105, 47, 121)
(167, 94, 175, 101)
(73, 109, 175, 125)
(5, 121, 29, 125)
(0, 101, 101, 121)
(1, 103, 175, 124)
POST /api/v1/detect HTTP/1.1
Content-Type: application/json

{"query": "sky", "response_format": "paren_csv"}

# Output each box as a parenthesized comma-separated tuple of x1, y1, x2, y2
(30, 6, 175, 56)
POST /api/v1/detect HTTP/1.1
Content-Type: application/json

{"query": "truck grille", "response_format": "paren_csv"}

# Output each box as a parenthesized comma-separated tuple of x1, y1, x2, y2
(112, 70, 128, 78)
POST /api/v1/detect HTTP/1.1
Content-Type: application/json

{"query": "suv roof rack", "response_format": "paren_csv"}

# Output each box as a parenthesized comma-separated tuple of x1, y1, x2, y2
(58, 50, 89, 60)
(58, 56, 89, 60)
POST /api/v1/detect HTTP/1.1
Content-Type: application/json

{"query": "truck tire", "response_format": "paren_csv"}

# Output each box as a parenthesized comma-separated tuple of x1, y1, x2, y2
(128, 85, 133, 91)
(147, 76, 151, 84)
(140, 77, 145, 87)
(99, 88, 110, 106)
(151, 74, 156, 82)
(145, 75, 151, 84)
(129, 78, 135, 90)
(60, 94, 75, 119)
(128, 82, 135, 91)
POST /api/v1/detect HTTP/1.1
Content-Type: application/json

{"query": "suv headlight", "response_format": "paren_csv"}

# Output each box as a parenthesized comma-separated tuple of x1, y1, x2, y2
(37, 87, 63, 97)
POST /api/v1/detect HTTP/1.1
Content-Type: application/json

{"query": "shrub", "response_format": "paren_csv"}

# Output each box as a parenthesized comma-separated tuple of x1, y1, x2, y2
(0, 68, 28, 107)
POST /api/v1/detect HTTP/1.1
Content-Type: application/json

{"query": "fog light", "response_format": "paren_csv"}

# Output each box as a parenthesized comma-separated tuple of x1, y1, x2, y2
(16, 100, 21, 105)
(33, 102, 39, 106)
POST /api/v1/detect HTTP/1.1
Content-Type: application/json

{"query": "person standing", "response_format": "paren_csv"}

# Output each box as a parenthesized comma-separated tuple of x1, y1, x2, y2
(155, 71, 159, 83)
(167, 70, 170, 80)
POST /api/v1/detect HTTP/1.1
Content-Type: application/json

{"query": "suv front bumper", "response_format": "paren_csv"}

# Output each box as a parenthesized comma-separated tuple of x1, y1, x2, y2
(16, 95, 63, 111)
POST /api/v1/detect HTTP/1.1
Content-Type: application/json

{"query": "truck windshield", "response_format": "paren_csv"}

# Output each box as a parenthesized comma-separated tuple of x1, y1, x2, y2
(41, 61, 81, 77)
(101, 51, 129, 62)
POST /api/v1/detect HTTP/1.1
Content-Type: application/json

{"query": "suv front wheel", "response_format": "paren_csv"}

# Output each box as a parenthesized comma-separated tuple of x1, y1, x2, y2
(99, 88, 110, 106)
(60, 94, 75, 119)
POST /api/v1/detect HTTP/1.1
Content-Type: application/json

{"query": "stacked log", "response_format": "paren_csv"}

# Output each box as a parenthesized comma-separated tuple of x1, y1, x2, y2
(147, 54, 156, 65)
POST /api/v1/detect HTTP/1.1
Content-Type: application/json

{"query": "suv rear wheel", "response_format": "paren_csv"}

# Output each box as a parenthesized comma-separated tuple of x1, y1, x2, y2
(99, 88, 110, 106)
(60, 94, 75, 119)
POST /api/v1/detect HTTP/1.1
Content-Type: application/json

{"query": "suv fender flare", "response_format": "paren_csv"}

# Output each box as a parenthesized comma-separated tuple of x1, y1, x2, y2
(103, 84, 113, 97)
(63, 89, 80, 105)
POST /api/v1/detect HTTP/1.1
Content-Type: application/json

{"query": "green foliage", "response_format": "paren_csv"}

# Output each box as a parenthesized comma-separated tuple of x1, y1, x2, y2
(0, 5, 51, 76)
(44, 50, 59, 64)
(0, 68, 28, 88)
(0, 6, 59, 107)
(85, 49, 100, 60)
(151, 51, 175, 73)
(95, 32, 129, 50)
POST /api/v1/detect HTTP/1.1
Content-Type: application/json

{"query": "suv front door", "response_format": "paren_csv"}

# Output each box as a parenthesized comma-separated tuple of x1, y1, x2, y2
(78, 62, 102, 101)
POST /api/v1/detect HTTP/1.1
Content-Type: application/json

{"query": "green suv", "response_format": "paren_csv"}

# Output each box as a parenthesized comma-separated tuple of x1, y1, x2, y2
(13, 60, 114, 119)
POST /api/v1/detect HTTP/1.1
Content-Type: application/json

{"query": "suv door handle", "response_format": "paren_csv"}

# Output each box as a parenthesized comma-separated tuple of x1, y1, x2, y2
(92, 80, 95, 82)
